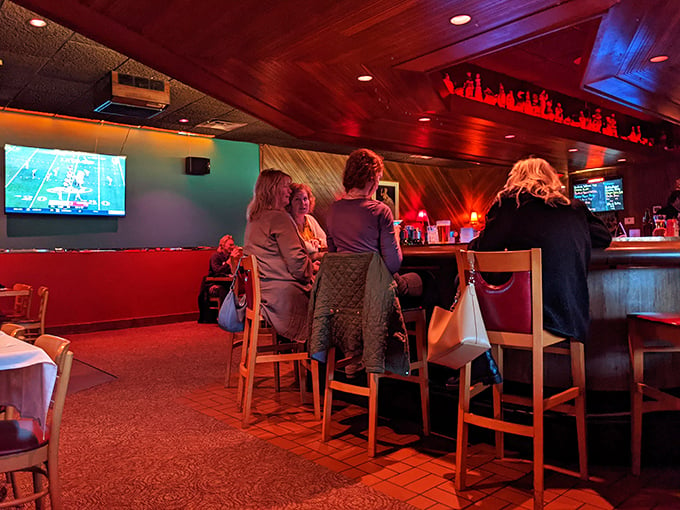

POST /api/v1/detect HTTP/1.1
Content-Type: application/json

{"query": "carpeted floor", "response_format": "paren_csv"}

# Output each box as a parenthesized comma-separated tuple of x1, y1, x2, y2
(37, 322, 413, 509)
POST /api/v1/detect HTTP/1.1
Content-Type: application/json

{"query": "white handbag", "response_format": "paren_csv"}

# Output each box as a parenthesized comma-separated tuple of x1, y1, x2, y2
(427, 252, 490, 369)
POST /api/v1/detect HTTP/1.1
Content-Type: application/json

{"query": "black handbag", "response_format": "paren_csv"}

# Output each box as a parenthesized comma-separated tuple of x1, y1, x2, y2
(217, 259, 246, 333)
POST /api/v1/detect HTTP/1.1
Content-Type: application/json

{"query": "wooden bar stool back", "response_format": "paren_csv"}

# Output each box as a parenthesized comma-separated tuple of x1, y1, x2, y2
(454, 249, 588, 509)
(627, 313, 680, 475)
(212, 274, 244, 388)
(236, 255, 320, 427)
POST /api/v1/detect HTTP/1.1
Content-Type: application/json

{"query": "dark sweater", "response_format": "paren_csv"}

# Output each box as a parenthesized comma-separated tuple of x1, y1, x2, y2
(469, 195, 612, 342)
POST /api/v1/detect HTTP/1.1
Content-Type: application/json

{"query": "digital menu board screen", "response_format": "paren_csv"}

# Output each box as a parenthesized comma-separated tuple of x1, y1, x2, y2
(572, 177, 624, 213)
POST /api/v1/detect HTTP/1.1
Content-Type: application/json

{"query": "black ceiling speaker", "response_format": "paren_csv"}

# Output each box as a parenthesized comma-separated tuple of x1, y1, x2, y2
(185, 157, 210, 175)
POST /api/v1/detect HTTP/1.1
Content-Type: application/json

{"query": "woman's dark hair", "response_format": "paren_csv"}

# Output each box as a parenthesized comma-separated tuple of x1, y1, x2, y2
(667, 190, 680, 205)
(342, 149, 384, 192)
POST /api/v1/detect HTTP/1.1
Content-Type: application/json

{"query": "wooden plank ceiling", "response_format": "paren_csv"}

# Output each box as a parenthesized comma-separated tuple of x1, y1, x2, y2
(13, 0, 680, 170)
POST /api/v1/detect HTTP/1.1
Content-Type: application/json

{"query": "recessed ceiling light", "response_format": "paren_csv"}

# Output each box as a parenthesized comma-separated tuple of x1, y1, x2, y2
(357, 75, 373, 82)
(568, 148, 578, 152)
(28, 18, 47, 28)
(179, 118, 189, 123)
(418, 116, 431, 122)
(450, 14, 471, 26)
(618, 158, 627, 162)
(650, 55, 668, 63)
(504, 134, 515, 139)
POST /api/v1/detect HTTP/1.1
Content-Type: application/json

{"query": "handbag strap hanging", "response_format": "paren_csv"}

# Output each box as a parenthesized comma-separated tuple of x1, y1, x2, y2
(466, 251, 477, 285)
(449, 251, 478, 311)
(228, 256, 243, 292)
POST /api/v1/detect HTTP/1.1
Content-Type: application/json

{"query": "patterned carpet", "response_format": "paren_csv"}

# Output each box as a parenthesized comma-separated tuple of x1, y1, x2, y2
(38, 322, 413, 509)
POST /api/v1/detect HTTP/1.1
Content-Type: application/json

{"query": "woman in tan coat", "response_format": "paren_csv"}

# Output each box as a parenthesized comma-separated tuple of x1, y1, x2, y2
(243, 169, 318, 342)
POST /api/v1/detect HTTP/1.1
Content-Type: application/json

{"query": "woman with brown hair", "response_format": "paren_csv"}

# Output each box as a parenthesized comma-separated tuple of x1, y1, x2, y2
(244, 169, 318, 342)
(326, 148, 421, 297)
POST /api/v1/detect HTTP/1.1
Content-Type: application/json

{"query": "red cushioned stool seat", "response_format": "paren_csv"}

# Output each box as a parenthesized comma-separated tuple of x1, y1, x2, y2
(0, 419, 48, 456)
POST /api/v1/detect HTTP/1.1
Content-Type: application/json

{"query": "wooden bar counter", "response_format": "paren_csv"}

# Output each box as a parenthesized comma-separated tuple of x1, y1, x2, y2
(402, 238, 680, 392)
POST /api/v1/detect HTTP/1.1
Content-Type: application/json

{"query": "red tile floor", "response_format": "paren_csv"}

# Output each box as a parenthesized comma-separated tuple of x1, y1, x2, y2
(179, 363, 680, 509)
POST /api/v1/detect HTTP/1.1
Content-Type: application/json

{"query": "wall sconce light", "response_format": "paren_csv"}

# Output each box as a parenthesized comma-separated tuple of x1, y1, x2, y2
(470, 211, 479, 224)
(417, 209, 430, 225)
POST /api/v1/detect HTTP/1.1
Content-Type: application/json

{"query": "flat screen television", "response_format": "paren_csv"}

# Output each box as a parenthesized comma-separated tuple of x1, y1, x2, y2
(572, 176, 624, 213)
(4, 144, 126, 216)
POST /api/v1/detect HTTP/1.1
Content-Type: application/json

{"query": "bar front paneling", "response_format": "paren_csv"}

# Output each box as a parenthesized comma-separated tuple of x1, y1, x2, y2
(403, 240, 680, 393)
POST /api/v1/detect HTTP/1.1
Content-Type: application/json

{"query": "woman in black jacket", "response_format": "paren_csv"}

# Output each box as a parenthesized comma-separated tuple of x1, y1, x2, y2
(469, 156, 612, 343)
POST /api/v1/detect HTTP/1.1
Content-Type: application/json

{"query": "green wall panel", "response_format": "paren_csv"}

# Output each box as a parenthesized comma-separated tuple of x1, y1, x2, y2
(0, 111, 259, 249)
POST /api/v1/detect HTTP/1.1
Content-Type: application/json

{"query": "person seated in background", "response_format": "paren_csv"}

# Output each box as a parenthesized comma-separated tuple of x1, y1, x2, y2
(326, 148, 422, 299)
(657, 190, 680, 221)
(197, 234, 243, 323)
(286, 182, 327, 259)
(457, 156, 612, 386)
(244, 169, 318, 343)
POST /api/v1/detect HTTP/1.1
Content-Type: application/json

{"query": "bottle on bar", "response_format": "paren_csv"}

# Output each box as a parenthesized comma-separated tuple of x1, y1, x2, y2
(642, 209, 654, 237)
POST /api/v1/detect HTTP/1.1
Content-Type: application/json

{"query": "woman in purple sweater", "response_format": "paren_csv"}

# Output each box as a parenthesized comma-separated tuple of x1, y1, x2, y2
(327, 148, 421, 297)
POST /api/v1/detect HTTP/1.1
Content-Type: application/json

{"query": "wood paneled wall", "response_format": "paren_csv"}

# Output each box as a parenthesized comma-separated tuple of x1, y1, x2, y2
(261, 145, 509, 232)
(263, 144, 680, 235)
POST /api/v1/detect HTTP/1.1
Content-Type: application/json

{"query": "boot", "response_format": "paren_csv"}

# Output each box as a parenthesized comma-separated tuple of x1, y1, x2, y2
(446, 349, 502, 390)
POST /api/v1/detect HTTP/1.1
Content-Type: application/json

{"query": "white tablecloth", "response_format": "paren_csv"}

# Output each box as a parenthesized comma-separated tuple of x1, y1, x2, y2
(0, 331, 57, 427)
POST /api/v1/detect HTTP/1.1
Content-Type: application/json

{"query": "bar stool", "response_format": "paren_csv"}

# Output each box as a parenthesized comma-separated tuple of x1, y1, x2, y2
(236, 255, 321, 427)
(627, 313, 680, 476)
(454, 249, 588, 510)
(310, 252, 430, 457)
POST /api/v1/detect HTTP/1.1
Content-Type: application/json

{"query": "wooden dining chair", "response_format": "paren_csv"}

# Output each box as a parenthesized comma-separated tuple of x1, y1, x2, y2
(0, 323, 27, 340)
(11, 286, 49, 340)
(236, 255, 321, 427)
(0, 334, 73, 510)
(454, 249, 588, 510)
(3, 284, 33, 322)
(205, 276, 232, 313)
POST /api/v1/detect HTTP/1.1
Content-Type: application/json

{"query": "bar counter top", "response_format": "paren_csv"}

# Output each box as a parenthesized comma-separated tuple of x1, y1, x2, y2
(402, 238, 680, 267)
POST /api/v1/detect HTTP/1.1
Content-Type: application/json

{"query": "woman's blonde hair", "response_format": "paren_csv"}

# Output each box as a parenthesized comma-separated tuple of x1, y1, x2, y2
(497, 157, 570, 206)
(247, 168, 291, 221)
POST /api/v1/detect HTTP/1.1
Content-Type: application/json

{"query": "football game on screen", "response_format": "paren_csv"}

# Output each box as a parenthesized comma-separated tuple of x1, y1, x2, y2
(4, 144, 126, 216)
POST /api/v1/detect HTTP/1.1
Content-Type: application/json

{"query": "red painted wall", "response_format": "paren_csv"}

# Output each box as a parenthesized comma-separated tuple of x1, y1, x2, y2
(0, 249, 214, 329)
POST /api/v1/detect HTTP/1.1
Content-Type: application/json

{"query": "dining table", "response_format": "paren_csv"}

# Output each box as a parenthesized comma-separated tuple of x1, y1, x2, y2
(0, 331, 57, 428)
